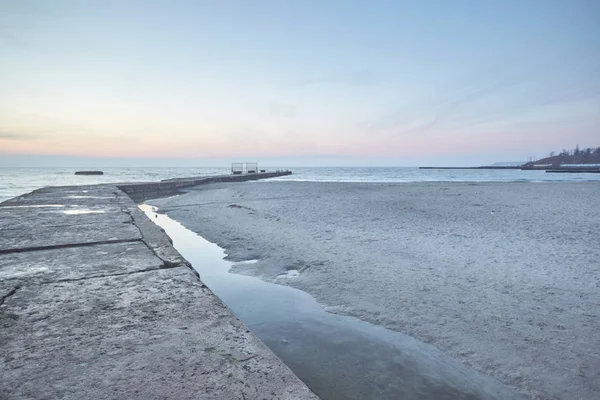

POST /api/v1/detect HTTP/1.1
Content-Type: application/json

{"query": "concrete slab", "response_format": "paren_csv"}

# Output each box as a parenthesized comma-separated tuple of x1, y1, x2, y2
(0, 186, 140, 252)
(0, 185, 123, 206)
(0, 219, 141, 253)
(0, 242, 164, 287)
(0, 267, 316, 400)
(0, 207, 132, 231)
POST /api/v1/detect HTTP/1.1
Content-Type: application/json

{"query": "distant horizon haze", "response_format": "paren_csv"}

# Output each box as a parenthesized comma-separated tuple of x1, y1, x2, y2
(0, 152, 564, 168)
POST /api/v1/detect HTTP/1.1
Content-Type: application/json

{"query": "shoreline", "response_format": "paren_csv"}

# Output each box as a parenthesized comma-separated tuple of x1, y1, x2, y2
(3, 166, 600, 204)
(143, 203, 523, 400)
(150, 180, 600, 400)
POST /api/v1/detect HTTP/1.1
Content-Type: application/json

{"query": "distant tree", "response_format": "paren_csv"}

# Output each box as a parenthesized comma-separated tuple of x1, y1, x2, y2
(595, 147, 600, 156)
(549, 151, 555, 157)
(560, 149, 569, 156)
(583, 148, 592, 161)
(574, 145, 580, 156)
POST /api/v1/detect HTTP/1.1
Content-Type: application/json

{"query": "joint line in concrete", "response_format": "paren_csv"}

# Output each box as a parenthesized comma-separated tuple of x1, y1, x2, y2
(0, 239, 141, 255)
(40, 267, 175, 285)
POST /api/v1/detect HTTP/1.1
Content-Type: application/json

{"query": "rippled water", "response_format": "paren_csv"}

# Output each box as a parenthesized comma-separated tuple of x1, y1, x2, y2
(2, 166, 598, 202)
(0, 167, 228, 202)
(270, 166, 600, 183)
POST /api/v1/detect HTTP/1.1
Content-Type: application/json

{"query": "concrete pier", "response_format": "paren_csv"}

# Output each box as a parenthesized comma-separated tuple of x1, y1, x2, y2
(119, 171, 292, 202)
(0, 174, 316, 399)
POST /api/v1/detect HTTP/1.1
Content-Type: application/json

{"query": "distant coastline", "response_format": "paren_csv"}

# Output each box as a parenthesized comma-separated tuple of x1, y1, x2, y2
(421, 145, 600, 172)
(521, 146, 600, 170)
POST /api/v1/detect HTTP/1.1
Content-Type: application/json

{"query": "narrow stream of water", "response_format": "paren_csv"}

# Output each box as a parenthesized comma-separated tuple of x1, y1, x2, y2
(140, 204, 522, 400)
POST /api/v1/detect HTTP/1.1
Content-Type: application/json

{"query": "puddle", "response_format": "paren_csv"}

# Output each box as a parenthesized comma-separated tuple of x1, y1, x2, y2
(1, 204, 65, 208)
(140, 204, 522, 400)
(237, 259, 259, 265)
(63, 210, 106, 215)
(67, 195, 114, 199)
(276, 269, 301, 279)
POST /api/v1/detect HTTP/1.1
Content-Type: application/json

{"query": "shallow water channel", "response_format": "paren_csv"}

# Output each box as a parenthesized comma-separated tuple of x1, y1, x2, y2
(140, 204, 521, 400)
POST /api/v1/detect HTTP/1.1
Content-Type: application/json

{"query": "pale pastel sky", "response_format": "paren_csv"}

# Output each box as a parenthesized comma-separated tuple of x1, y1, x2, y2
(1, 0, 599, 166)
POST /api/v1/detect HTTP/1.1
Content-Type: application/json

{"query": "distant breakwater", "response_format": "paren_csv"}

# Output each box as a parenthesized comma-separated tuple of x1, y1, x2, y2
(118, 170, 292, 202)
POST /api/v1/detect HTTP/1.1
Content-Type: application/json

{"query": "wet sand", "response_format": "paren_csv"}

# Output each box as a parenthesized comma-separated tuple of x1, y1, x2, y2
(151, 181, 600, 400)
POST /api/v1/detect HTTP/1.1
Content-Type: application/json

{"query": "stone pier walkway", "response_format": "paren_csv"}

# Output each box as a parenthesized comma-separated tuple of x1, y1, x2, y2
(0, 184, 316, 399)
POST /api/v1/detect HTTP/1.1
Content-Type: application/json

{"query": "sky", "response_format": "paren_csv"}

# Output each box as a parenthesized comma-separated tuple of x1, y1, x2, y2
(1, 0, 599, 167)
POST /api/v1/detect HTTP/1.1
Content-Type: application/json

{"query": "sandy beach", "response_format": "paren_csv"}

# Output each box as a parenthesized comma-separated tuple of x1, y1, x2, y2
(152, 181, 600, 400)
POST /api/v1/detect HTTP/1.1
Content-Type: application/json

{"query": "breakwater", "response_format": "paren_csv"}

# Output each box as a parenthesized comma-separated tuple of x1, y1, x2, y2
(119, 170, 291, 202)
(0, 171, 316, 399)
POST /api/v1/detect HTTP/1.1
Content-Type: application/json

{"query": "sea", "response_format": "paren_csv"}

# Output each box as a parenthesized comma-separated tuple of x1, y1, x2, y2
(1, 166, 599, 203)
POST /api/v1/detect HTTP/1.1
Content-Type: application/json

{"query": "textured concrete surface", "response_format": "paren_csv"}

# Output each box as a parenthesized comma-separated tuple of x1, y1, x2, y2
(0, 184, 316, 399)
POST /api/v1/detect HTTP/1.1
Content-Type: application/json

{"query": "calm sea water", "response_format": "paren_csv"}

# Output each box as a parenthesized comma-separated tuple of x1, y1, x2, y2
(1, 166, 599, 203)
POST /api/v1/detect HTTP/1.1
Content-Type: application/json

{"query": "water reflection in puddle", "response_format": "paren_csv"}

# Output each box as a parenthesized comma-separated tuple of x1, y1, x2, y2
(63, 209, 106, 215)
(140, 204, 521, 400)
(1, 204, 65, 208)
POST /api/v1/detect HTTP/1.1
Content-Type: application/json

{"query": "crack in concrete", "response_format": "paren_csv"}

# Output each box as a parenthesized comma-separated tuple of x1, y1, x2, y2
(0, 238, 141, 255)
(41, 267, 172, 285)
(121, 206, 181, 269)
(0, 220, 130, 232)
(0, 286, 19, 306)
(119, 204, 201, 281)
(1, 269, 180, 300)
